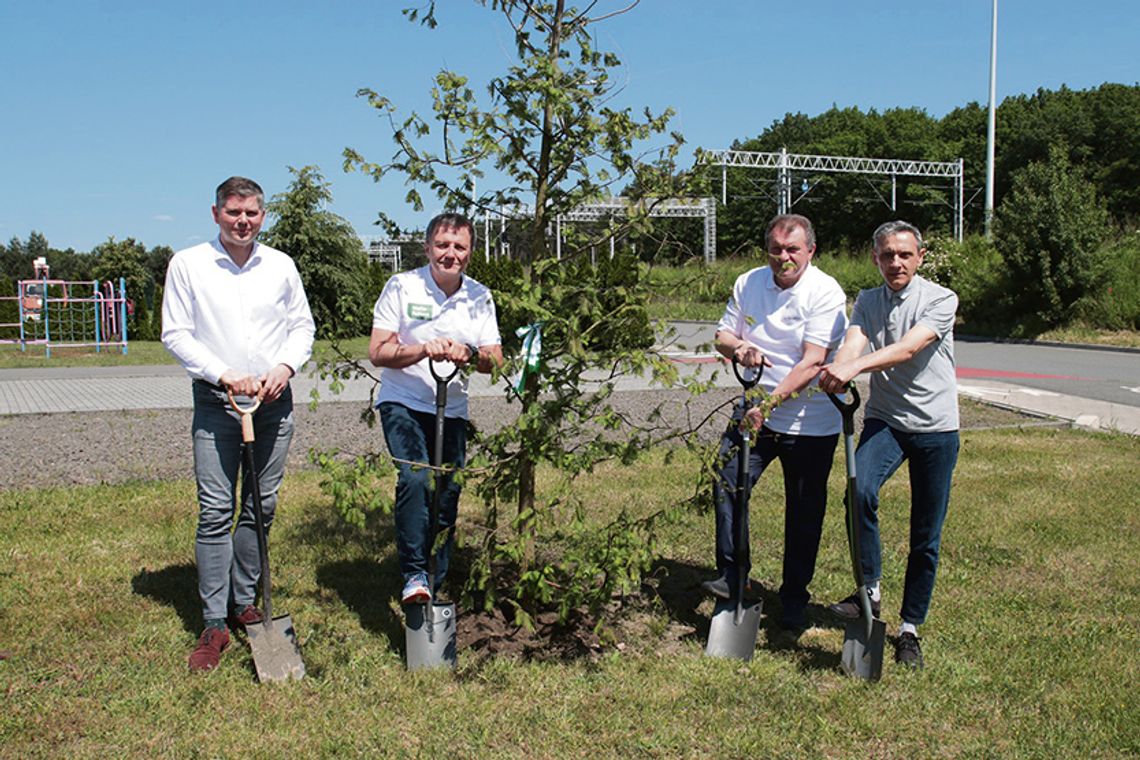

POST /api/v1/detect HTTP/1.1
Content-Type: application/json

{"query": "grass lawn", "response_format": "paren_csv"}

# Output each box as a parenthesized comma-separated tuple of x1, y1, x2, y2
(2, 427, 1138, 757)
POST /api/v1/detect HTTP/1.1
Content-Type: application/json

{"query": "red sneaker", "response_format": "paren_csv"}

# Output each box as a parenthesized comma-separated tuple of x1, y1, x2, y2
(228, 604, 264, 629)
(188, 627, 230, 672)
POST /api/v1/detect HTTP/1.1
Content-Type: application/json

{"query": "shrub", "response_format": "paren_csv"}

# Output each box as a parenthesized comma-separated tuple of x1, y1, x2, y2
(1073, 232, 1140, 330)
(996, 146, 1113, 326)
(923, 234, 1010, 333)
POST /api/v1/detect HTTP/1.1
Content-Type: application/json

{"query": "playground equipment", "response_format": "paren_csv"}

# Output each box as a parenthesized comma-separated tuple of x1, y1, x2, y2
(0, 257, 129, 357)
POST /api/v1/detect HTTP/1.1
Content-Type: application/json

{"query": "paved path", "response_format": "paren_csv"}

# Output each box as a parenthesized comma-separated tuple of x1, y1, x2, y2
(2, 327, 1138, 435)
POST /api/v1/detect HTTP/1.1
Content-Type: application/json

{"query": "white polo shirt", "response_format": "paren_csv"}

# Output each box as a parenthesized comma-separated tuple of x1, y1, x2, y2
(717, 263, 848, 436)
(372, 265, 501, 419)
(161, 238, 315, 385)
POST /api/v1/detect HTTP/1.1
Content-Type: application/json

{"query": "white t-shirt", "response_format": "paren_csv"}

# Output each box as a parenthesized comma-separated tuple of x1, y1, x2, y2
(717, 263, 848, 436)
(372, 266, 501, 419)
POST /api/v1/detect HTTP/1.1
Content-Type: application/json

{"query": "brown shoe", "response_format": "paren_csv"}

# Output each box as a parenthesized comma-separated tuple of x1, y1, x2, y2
(228, 604, 264, 629)
(188, 627, 230, 672)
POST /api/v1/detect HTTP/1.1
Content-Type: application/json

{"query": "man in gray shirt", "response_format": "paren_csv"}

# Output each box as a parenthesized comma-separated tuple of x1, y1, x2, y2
(819, 220, 959, 669)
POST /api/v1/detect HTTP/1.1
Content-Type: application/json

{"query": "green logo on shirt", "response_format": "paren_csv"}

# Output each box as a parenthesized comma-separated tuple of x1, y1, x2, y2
(407, 303, 433, 320)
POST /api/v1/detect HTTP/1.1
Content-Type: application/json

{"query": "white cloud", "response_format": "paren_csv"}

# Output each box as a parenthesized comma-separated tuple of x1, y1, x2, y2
(153, 214, 175, 222)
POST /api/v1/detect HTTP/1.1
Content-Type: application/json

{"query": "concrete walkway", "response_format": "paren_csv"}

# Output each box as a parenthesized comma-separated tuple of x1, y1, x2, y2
(2, 355, 1138, 436)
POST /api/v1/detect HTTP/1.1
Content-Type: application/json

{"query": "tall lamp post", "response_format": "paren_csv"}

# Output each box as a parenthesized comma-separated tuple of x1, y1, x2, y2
(984, 0, 998, 239)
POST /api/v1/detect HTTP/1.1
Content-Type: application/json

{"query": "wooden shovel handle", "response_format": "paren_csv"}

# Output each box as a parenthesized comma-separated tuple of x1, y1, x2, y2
(227, 390, 261, 444)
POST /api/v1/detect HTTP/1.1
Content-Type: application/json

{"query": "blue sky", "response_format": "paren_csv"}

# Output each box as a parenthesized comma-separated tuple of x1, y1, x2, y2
(2, 1, 1136, 253)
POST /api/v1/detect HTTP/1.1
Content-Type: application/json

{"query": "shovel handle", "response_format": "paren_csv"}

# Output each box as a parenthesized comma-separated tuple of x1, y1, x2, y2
(731, 355, 763, 391)
(826, 382, 860, 436)
(227, 391, 261, 443)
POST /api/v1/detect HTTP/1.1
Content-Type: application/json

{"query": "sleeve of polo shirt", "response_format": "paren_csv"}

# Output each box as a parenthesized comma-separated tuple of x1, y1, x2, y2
(802, 283, 848, 349)
(475, 292, 502, 346)
(278, 261, 315, 372)
(372, 277, 403, 332)
(715, 272, 748, 337)
(160, 253, 229, 383)
(849, 289, 872, 335)
(918, 289, 959, 339)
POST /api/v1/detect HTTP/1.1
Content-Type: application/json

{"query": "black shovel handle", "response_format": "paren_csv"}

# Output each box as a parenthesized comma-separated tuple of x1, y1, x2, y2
(425, 357, 464, 600)
(730, 356, 763, 624)
(228, 391, 273, 623)
(826, 383, 876, 637)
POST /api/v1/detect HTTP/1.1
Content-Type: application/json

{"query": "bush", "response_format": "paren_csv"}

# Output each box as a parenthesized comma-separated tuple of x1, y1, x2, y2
(996, 146, 1113, 326)
(922, 234, 1010, 334)
(1073, 232, 1140, 330)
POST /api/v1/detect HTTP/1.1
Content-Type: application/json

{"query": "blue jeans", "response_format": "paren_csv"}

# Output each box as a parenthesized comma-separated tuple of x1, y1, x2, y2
(191, 381, 294, 622)
(378, 401, 466, 584)
(714, 414, 838, 623)
(855, 417, 960, 625)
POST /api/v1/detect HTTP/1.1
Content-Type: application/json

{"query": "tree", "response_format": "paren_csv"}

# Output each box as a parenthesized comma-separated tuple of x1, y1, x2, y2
(333, 0, 712, 625)
(262, 165, 373, 339)
(996, 145, 1112, 328)
(91, 236, 154, 338)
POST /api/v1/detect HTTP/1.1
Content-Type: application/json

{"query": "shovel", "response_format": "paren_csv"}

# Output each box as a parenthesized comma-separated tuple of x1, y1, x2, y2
(705, 356, 764, 660)
(827, 384, 886, 681)
(405, 357, 461, 671)
(228, 391, 306, 683)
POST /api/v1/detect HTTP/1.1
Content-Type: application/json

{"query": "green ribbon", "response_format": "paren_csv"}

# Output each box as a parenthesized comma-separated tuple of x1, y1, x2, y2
(514, 321, 544, 394)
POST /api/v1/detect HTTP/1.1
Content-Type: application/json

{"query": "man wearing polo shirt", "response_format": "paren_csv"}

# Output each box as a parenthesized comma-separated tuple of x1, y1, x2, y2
(369, 212, 503, 605)
(162, 176, 315, 672)
(706, 213, 848, 634)
(819, 220, 959, 669)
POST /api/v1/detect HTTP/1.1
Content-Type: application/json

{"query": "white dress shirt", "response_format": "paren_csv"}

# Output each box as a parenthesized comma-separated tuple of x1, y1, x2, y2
(161, 237, 315, 385)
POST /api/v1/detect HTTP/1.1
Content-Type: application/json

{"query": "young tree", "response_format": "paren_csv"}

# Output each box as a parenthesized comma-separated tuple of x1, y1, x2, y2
(262, 165, 373, 339)
(332, 0, 715, 623)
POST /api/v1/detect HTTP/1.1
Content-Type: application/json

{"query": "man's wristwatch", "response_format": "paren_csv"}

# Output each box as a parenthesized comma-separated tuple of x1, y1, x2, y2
(465, 344, 479, 362)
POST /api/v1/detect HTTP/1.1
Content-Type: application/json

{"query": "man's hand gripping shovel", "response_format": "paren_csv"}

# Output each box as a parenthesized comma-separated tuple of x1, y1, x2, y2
(705, 356, 764, 660)
(827, 384, 885, 681)
(228, 391, 305, 682)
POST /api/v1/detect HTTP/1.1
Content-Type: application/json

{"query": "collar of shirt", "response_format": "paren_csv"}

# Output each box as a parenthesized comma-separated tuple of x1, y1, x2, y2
(764, 262, 813, 293)
(210, 236, 263, 271)
(422, 267, 472, 305)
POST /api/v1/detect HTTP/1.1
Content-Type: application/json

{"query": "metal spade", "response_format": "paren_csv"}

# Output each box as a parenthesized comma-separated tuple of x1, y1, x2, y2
(706, 357, 764, 660)
(228, 391, 305, 683)
(828, 384, 886, 681)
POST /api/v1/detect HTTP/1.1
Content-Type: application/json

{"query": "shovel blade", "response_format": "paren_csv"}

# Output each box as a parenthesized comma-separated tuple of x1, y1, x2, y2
(247, 615, 305, 683)
(841, 617, 886, 681)
(405, 602, 457, 671)
(705, 599, 763, 661)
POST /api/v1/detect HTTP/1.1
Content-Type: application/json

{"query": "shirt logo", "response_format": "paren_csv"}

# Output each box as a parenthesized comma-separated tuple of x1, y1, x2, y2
(407, 303, 433, 320)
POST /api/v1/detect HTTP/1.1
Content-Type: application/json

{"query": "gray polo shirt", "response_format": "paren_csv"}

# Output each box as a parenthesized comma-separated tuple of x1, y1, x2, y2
(851, 275, 959, 433)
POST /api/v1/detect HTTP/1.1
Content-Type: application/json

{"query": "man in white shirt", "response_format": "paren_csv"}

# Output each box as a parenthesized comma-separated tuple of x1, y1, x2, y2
(369, 212, 503, 605)
(162, 176, 315, 673)
(707, 214, 848, 634)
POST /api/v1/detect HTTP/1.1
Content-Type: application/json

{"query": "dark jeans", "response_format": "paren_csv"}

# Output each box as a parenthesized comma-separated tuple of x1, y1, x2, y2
(378, 401, 466, 584)
(714, 416, 838, 623)
(855, 418, 960, 625)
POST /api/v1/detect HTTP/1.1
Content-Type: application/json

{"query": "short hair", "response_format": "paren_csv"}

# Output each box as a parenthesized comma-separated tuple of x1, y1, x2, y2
(215, 176, 265, 210)
(872, 220, 924, 252)
(765, 214, 816, 251)
(425, 212, 476, 248)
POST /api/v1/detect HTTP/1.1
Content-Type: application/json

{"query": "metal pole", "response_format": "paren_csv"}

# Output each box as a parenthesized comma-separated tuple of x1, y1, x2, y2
(958, 159, 965, 242)
(984, 0, 998, 239)
(891, 174, 897, 211)
(556, 217, 562, 260)
(722, 165, 727, 205)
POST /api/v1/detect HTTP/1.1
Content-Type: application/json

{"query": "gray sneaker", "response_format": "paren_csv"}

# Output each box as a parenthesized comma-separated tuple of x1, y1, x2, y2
(701, 576, 761, 600)
(829, 590, 881, 620)
(895, 632, 924, 669)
